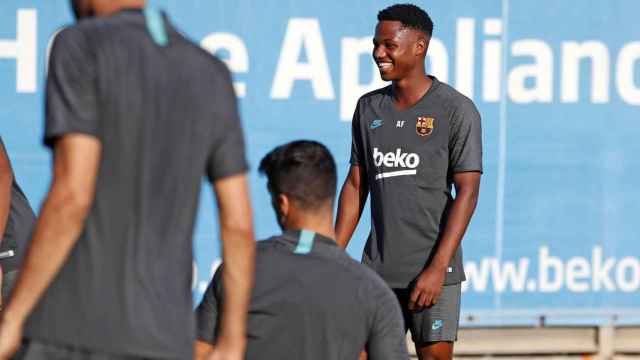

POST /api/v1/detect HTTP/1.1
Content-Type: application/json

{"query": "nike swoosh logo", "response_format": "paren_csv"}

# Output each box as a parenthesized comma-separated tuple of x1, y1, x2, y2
(370, 119, 383, 129)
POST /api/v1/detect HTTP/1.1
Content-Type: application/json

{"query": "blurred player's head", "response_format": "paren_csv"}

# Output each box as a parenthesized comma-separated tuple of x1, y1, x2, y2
(374, 4, 433, 82)
(259, 140, 337, 230)
(70, 0, 145, 20)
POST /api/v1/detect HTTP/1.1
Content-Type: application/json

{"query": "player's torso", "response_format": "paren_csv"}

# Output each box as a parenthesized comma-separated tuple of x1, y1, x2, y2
(359, 90, 451, 192)
(246, 242, 373, 360)
(356, 84, 465, 287)
(358, 86, 454, 238)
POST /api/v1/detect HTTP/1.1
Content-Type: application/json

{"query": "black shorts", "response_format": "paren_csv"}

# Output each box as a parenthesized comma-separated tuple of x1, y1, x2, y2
(393, 283, 461, 346)
(14, 340, 157, 360)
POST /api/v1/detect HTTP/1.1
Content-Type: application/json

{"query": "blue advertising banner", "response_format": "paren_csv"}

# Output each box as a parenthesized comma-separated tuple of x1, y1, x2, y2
(1, 0, 638, 324)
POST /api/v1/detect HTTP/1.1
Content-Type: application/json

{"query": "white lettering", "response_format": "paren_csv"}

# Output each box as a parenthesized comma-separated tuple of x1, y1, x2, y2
(462, 258, 492, 292)
(383, 152, 394, 167)
(482, 19, 502, 102)
(373, 148, 420, 169)
(492, 258, 529, 293)
(508, 40, 553, 103)
(592, 246, 616, 291)
(271, 18, 334, 100)
(455, 18, 475, 98)
(616, 257, 640, 292)
(566, 256, 590, 292)
(0, 9, 37, 93)
(616, 42, 640, 105)
(539, 247, 563, 292)
(561, 41, 610, 103)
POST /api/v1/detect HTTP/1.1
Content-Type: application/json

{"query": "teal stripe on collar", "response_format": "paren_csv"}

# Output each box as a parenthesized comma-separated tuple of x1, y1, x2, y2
(143, 8, 168, 46)
(294, 230, 315, 255)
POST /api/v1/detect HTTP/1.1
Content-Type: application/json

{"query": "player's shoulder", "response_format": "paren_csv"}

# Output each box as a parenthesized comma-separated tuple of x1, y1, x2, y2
(176, 33, 228, 68)
(255, 235, 281, 252)
(357, 85, 392, 108)
(433, 78, 479, 114)
(50, 23, 91, 50)
(177, 37, 233, 84)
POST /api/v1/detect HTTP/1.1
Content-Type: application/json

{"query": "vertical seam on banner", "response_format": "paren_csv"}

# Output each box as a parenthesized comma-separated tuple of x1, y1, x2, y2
(495, 0, 510, 310)
(294, 230, 315, 255)
(144, 8, 169, 46)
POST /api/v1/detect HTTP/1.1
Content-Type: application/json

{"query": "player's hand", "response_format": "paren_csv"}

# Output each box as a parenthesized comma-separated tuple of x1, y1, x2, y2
(0, 313, 24, 360)
(206, 338, 245, 360)
(408, 266, 445, 311)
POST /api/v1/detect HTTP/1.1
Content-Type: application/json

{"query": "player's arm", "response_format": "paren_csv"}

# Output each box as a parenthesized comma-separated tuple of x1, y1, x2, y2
(0, 134, 100, 357)
(335, 165, 369, 249)
(409, 99, 482, 311)
(195, 340, 215, 360)
(210, 174, 255, 359)
(409, 172, 480, 310)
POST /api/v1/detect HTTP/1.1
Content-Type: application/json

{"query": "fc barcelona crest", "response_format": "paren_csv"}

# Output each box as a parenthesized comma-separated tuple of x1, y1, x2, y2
(416, 116, 434, 137)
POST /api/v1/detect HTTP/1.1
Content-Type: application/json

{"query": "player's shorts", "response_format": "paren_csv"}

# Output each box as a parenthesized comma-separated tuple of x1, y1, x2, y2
(393, 283, 461, 346)
(14, 340, 155, 360)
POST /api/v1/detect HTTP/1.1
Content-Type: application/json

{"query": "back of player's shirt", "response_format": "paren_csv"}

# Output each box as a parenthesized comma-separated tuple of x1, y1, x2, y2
(0, 136, 36, 274)
(24, 9, 247, 359)
(196, 231, 408, 360)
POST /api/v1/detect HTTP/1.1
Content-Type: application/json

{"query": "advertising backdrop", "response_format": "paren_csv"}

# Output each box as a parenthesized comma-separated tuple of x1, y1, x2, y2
(1, 0, 639, 324)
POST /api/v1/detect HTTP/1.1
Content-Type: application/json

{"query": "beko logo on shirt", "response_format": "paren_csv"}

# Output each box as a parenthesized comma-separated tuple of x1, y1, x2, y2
(372, 147, 420, 180)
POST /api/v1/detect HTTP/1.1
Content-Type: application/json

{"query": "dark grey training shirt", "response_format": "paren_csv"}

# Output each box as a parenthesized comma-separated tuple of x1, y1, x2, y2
(351, 76, 483, 288)
(196, 230, 408, 360)
(24, 9, 247, 359)
(0, 137, 36, 273)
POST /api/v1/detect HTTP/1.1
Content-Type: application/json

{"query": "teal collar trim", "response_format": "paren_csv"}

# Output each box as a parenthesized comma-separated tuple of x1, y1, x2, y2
(293, 230, 315, 255)
(143, 8, 168, 46)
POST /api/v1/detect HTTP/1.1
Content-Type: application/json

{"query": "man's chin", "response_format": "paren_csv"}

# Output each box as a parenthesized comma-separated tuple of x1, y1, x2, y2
(378, 71, 393, 82)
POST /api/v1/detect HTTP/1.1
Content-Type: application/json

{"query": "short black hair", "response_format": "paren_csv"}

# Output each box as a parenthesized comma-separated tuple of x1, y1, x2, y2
(259, 140, 337, 211)
(378, 4, 433, 37)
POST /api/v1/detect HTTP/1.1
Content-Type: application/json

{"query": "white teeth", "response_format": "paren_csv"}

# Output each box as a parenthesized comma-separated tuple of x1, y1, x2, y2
(377, 63, 392, 70)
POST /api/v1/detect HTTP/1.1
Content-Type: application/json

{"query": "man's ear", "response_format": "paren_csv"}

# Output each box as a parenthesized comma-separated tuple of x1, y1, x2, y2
(277, 193, 290, 221)
(415, 36, 429, 57)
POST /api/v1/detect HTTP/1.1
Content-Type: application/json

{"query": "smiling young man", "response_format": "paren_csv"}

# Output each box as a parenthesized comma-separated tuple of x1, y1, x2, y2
(335, 4, 483, 360)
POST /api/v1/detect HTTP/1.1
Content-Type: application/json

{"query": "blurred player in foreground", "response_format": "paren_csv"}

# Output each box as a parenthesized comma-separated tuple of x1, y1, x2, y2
(195, 140, 409, 360)
(335, 4, 483, 360)
(0, 0, 255, 359)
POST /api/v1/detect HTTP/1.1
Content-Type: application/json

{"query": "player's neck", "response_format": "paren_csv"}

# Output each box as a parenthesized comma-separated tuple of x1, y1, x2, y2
(391, 72, 432, 110)
(93, 0, 145, 17)
(284, 210, 336, 242)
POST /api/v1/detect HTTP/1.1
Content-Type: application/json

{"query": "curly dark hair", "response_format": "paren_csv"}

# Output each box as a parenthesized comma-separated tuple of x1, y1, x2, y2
(378, 4, 434, 36)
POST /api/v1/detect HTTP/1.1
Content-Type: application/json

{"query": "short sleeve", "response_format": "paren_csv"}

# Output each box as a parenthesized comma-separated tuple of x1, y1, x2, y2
(206, 64, 249, 181)
(366, 282, 409, 359)
(195, 266, 223, 343)
(44, 27, 99, 148)
(449, 99, 483, 173)
(349, 100, 364, 166)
